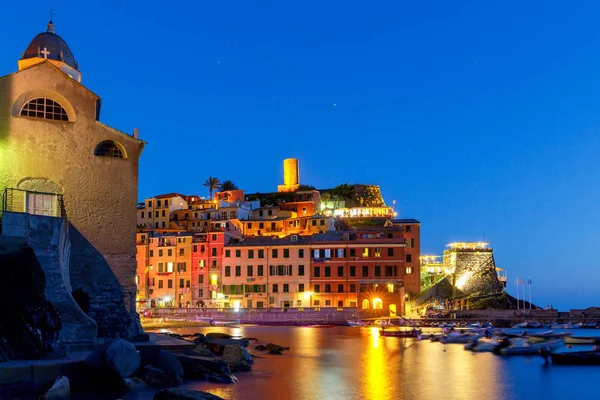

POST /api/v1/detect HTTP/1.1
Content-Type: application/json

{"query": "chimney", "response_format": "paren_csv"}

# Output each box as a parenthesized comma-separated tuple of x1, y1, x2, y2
(133, 128, 139, 138)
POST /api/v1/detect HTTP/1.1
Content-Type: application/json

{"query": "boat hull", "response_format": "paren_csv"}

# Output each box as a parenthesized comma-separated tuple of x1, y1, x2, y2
(380, 329, 422, 338)
(550, 351, 600, 365)
(564, 336, 599, 345)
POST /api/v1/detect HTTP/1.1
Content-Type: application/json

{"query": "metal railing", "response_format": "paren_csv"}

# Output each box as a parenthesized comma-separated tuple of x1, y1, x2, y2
(1, 188, 65, 218)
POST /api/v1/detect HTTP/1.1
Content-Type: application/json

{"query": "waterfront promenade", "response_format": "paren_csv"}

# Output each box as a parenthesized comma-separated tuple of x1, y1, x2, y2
(142, 306, 600, 328)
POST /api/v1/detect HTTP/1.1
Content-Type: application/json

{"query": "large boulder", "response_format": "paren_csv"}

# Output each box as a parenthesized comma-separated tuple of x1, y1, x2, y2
(77, 342, 126, 393)
(265, 343, 289, 355)
(222, 345, 253, 372)
(157, 350, 184, 380)
(45, 376, 70, 400)
(222, 345, 253, 364)
(0, 247, 62, 360)
(124, 377, 147, 391)
(205, 332, 232, 340)
(142, 365, 181, 388)
(185, 343, 216, 358)
(106, 338, 141, 377)
(205, 338, 249, 356)
(154, 387, 224, 400)
(176, 355, 238, 383)
(192, 333, 206, 345)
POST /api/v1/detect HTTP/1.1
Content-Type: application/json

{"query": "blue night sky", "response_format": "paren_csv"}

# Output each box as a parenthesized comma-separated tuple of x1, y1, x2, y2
(2, 1, 599, 309)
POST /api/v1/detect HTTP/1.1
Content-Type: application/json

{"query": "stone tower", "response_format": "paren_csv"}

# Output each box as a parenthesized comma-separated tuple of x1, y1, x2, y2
(277, 158, 300, 192)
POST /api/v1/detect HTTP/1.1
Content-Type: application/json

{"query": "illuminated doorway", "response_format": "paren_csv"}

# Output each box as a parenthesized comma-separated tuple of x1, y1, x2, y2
(389, 304, 397, 317)
(362, 299, 370, 309)
(373, 298, 383, 309)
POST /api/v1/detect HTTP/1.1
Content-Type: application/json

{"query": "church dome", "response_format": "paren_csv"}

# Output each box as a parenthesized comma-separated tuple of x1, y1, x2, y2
(21, 21, 78, 70)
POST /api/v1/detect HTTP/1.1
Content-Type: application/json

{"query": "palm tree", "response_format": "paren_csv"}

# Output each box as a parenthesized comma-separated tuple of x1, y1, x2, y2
(203, 176, 221, 199)
(220, 180, 238, 191)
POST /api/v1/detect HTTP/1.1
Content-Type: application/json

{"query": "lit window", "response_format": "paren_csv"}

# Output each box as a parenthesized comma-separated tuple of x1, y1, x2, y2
(362, 248, 369, 257)
(20, 98, 68, 121)
(406, 267, 412, 274)
(94, 140, 126, 159)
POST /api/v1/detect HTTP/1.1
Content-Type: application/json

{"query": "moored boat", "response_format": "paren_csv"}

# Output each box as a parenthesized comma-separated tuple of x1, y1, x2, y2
(464, 338, 504, 352)
(564, 336, 600, 345)
(380, 328, 422, 338)
(542, 350, 600, 365)
(347, 320, 367, 327)
(498, 338, 563, 355)
(440, 332, 483, 344)
(303, 324, 335, 328)
(528, 331, 571, 343)
(551, 322, 583, 329)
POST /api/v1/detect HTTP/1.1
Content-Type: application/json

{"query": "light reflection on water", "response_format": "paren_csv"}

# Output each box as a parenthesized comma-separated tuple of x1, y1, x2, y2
(139, 326, 600, 400)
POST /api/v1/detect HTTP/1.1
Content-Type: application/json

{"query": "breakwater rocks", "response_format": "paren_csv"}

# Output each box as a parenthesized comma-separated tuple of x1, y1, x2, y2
(39, 334, 289, 399)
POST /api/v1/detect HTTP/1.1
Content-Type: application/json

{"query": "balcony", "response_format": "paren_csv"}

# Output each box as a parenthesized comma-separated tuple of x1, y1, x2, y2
(1, 188, 65, 218)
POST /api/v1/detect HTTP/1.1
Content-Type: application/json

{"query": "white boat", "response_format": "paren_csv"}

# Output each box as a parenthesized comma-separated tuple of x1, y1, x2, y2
(347, 320, 367, 327)
(197, 317, 241, 326)
(499, 338, 563, 355)
(527, 331, 571, 343)
(564, 336, 600, 345)
(440, 332, 483, 344)
(464, 338, 503, 352)
(551, 323, 583, 329)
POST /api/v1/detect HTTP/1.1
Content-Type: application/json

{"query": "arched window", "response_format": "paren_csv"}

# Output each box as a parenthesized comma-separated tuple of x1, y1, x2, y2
(94, 140, 126, 159)
(20, 98, 69, 121)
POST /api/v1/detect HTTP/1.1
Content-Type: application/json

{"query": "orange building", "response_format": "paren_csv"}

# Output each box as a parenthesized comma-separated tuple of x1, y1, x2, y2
(309, 227, 407, 314)
(135, 232, 193, 308)
(278, 190, 321, 216)
(389, 219, 421, 295)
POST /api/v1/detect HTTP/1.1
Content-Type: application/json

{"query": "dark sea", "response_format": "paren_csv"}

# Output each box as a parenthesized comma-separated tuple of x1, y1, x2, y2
(84, 326, 600, 400)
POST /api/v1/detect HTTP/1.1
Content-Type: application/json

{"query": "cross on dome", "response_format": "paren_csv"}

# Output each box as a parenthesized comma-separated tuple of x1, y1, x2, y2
(41, 47, 50, 59)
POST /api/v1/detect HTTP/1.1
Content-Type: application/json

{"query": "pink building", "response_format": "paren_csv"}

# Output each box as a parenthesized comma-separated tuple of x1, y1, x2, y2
(222, 235, 312, 308)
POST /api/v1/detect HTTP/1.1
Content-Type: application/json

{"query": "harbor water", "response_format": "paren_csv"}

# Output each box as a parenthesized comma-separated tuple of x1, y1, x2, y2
(94, 326, 600, 400)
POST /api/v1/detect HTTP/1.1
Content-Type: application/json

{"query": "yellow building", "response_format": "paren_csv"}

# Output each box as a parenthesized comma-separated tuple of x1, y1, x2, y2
(137, 193, 189, 229)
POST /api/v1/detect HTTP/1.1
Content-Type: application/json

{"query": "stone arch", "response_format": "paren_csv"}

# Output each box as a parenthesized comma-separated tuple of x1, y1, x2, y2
(16, 178, 63, 194)
(93, 140, 127, 159)
(12, 89, 77, 122)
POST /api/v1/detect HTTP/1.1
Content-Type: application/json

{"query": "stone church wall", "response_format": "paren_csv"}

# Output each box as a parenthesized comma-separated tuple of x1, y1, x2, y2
(0, 62, 143, 334)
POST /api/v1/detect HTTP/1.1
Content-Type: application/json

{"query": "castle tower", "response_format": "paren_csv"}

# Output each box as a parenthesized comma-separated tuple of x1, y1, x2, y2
(277, 158, 300, 192)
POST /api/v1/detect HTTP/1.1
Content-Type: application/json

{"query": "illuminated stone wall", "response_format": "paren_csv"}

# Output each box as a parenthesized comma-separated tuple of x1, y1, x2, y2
(443, 249, 503, 295)
(0, 61, 143, 336)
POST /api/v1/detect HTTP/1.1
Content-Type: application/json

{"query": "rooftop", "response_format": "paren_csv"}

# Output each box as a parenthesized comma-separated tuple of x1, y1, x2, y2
(226, 234, 312, 247)
(391, 218, 420, 224)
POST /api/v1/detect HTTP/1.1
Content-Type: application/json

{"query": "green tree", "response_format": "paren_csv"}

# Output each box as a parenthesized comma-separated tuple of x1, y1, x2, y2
(221, 180, 238, 191)
(331, 183, 354, 199)
(203, 176, 221, 199)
